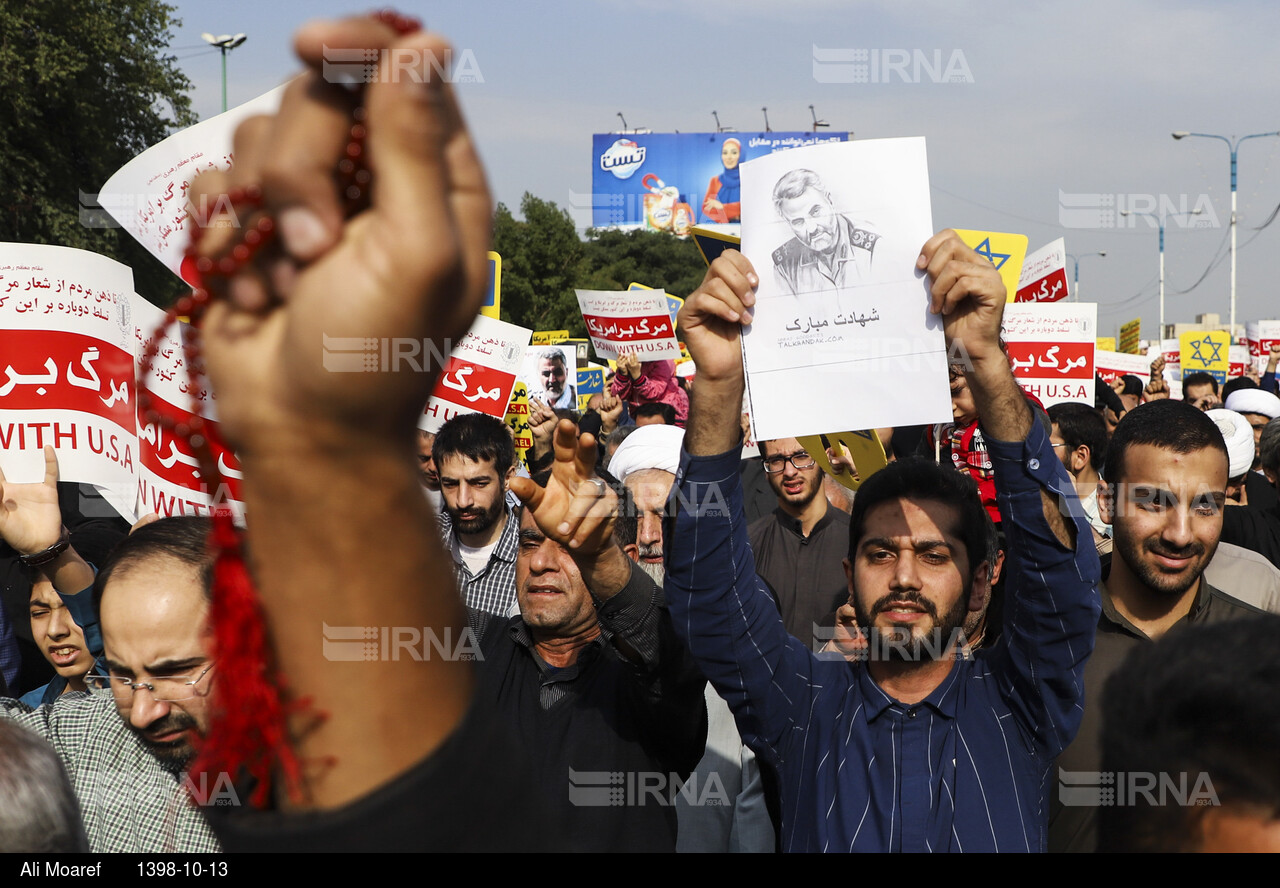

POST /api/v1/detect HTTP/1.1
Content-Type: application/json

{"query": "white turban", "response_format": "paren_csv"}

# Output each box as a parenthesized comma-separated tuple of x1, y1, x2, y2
(1224, 388, 1280, 420)
(1205, 409, 1256, 478)
(607, 424, 685, 483)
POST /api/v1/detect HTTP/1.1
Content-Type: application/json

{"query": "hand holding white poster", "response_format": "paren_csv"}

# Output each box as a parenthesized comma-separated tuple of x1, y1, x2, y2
(738, 136, 949, 439)
(575, 289, 681, 361)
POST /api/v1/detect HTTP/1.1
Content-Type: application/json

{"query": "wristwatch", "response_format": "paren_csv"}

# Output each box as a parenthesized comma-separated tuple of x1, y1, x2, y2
(19, 526, 71, 567)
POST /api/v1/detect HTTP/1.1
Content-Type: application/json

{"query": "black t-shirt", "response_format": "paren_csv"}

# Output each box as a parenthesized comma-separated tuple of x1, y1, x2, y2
(205, 701, 562, 852)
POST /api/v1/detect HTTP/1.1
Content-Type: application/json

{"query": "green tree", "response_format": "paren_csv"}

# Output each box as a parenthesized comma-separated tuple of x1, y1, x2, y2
(493, 194, 709, 336)
(493, 193, 588, 334)
(0, 0, 196, 305)
(578, 226, 706, 300)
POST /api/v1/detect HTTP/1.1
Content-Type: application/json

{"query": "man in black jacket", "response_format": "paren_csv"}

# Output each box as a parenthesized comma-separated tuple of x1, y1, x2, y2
(477, 436, 707, 851)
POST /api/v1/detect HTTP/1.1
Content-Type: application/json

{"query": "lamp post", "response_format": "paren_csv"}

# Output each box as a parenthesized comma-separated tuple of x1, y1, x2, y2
(762, 107, 771, 132)
(809, 104, 829, 132)
(1119, 209, 1202, 339)
(201, 33, 247, 113)
(1172, 130, 1280, 336)
(1065, 251, 1106, 303)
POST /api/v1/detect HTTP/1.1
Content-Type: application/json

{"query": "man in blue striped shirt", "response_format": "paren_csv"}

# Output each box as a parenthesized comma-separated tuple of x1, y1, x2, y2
(665, 231, 1101, 852)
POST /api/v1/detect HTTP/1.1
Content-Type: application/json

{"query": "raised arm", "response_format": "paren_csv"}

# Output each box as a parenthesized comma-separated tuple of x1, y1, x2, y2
(919, 230, 1100, 754)
(192, 17, 488, 809)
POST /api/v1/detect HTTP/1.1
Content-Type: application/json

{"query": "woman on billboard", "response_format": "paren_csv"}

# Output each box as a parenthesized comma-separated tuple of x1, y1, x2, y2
(702, 137, 741, 223)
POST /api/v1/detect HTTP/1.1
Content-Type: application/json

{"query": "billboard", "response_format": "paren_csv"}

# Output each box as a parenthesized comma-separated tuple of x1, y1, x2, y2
(591, 131, 848, 231)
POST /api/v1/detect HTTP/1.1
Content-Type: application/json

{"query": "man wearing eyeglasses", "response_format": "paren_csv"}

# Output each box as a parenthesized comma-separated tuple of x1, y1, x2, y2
(748, 438, 850, 647)
(2, 516, 221, 852)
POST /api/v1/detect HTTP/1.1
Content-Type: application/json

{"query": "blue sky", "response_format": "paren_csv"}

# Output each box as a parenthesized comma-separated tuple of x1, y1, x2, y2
(168, 1, 1280, 340)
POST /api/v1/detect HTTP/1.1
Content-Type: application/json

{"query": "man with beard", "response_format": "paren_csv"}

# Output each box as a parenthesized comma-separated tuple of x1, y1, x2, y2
(530, 348, 576, 411)
(2, 517, 221, 852)
(666, 233, 1100, 852)
(604, 424, 685, 584)
(1049, 399, 1267, 852)
(434, 413, 521, 619)
(749, 437, 850, 647)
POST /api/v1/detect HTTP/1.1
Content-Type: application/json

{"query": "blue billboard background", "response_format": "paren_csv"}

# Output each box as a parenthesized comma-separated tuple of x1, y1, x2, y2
(591, 131, 848, 230)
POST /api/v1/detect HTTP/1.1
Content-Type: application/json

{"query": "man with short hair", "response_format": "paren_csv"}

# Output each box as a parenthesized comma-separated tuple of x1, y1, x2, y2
(1097, 615, 1280, 852)
(769, 168, 879, 320)
(748, 438, 850, 646)
(667, 233, 1100, 851)
(434, 413, 521, 619)
(2, 516, 221, 852)
(1182, 371, 1221, 411)
(1048, 402, 1110, 547)
(532, 347, 576, 411)
(0, 720, 90, 851)
(475, 431, 706, 852)
(633, 401, 676, 426)
(1049, 399, 1267, 852)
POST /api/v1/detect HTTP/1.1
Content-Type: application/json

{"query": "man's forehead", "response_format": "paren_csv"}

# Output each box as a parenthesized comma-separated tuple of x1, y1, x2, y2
(100, 558, 210, 663)
(762, 437, 805, 457)
(437, 453, 498, 478)
(1120, 442, 1228, 487)
(625, 469, 675, 505)
(861, 497, 964, 544)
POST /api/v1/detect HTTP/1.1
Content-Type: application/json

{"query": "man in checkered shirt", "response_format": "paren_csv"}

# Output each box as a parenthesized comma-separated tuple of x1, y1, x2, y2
(2, 517, 221, 853)
(434, 413, 523, 620)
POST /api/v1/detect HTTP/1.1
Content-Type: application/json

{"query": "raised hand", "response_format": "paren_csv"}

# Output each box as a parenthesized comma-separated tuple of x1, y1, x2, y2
(677, 250, 757, 384)
(918, 230, 1008, 367)
(190, 17, 492, 456)
(615, 352, 641, 380)
(510, 420, 617, 555)
(598, 393, 625, 434)
(0, 446, 65, 555)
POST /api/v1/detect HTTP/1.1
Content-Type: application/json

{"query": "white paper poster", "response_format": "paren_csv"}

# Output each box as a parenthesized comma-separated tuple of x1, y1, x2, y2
(738, 137, 949, 439)
(0, 244, 140, 519)
(131, 297, 245, 521)
(1014, 238, 1069, 304)
(98, 86, 287, 283)
(419, 316, 532, 433)
(1002, 302, 1097, 407)
(575, 289, 680, 361)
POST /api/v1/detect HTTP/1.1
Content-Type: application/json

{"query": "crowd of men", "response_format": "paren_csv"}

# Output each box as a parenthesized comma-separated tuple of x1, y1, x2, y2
(2, 13, 1280, 855)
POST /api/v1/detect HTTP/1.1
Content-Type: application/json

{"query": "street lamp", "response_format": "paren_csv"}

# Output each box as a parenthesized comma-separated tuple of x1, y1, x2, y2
(1065, 251, 1106, 303)
(1119, 208, 1202, 339)
(809, 105, 829, 132)
(1172, 130, 1280, 335)
(201, 32, 247, 113)
(762, 107, 771, 132)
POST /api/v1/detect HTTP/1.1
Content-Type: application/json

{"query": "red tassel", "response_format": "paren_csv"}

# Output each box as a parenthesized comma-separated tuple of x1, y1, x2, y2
(190, 445, 305, 807)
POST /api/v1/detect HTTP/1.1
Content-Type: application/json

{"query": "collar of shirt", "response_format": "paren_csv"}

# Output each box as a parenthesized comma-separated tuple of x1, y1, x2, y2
(1098, 578, 1217, 640)
(854, 656, 963, 722)
(507, 615, 609, 683)
(773, 501, 834, 540)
